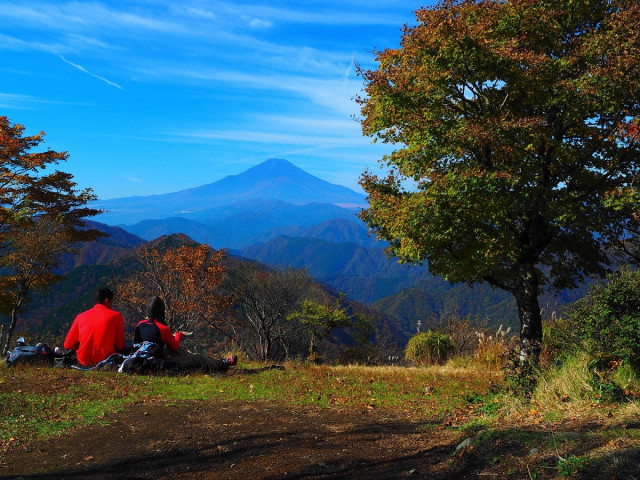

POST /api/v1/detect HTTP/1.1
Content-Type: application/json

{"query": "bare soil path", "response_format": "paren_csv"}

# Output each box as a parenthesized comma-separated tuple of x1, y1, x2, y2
(1, 397, 499, 480)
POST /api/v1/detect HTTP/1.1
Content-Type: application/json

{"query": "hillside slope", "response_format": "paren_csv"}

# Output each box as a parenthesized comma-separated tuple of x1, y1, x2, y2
(122, 201, 360, 248)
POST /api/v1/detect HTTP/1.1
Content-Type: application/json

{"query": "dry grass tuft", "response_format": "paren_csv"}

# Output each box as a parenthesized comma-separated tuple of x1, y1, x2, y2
(534, 351, 594, 405)
(473, 324, 515, 370)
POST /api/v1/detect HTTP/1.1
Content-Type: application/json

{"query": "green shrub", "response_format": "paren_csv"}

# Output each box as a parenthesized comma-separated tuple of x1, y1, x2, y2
(541, 317, 582, 365)
(404, 331, 455, 365)
(563, 267, 640, 368)
(533, 350, 639, 405)
(610, 362, 639, 391)
(557, 454, 590, 478)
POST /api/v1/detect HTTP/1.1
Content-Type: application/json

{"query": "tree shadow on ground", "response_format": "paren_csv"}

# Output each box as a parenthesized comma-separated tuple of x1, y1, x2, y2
(1, 414, 480, 480)
(3, 402, 639, 480)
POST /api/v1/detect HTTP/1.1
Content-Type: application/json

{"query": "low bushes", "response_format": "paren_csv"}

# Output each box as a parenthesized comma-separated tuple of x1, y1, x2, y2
(559, 267, 640, 368)
(404, 330, 455, 365)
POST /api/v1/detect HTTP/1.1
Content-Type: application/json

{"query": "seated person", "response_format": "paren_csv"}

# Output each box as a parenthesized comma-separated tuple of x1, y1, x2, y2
(134, 296, 236, 372)
(64, 287, 126, 367)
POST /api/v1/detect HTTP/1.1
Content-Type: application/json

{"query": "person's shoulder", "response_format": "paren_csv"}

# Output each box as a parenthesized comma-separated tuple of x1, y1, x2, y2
(74, 306, 93, 320)
(155, 320, 170, 330)
(103, 306, 124, 321)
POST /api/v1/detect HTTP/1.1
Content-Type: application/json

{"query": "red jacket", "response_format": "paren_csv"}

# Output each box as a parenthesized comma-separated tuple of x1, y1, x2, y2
(64, 304, 126, 367)
(134, 318, 183, 353)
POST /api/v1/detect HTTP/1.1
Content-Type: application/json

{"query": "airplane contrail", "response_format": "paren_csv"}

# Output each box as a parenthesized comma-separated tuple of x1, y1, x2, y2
(60, 55, 123, 90)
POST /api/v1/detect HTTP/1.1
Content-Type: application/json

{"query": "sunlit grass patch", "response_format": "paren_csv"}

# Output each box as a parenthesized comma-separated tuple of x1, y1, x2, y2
(0, 370, 148, 448)
(494, 352, 640, 430)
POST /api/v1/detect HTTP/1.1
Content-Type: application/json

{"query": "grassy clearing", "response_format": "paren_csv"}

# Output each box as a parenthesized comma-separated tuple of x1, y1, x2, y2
(0, 368, 149, 446)
(0, 362, 498, 448)
(2, 361, 639, 479)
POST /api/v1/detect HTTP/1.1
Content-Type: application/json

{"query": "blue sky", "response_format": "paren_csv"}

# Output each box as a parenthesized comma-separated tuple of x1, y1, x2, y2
(1, 1, 427, 200)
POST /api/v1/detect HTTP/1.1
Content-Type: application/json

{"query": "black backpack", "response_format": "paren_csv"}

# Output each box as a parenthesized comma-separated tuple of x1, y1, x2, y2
(5, 340, 54, 367)
(5, 337, 76, 368)
(118, 341, 176, 374)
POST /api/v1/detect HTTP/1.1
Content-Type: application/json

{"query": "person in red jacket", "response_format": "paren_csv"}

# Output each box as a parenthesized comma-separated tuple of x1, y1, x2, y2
(64, 287, 126, 367)
(134, 296, 236, 372)
(134, 296, 184, 352)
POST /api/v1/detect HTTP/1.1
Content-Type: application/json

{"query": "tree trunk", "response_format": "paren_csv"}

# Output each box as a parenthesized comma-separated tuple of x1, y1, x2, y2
(259, 325, 271, 362)
(513, 263, 543, 363)
(2, 305, 20, 356)
(0, 323, 5, 356)
(308, 332, 317, 358)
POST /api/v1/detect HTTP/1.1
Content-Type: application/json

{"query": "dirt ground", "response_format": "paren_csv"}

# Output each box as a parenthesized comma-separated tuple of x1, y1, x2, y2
(2, 397, 492, 480)
(2, 369, 636, 480)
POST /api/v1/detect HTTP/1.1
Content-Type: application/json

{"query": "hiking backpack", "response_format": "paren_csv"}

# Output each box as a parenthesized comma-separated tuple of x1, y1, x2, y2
(5, 339, 54, 367)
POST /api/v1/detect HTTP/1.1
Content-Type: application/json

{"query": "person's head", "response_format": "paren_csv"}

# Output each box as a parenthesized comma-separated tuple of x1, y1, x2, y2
(94, 287, 114, 308)
(146, 296, 166, 324)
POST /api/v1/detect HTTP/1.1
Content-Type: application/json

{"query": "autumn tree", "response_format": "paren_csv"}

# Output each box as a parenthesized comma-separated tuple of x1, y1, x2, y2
(117, 243, 233, 336)
(0, 218, 75, 353)
(357, 0, 640, 360)
(0, 116, 100, 352)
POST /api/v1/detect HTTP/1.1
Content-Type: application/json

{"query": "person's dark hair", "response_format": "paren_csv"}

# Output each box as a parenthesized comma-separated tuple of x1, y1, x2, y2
(146, 296, 166, 325)
(94, 287, 114, 305)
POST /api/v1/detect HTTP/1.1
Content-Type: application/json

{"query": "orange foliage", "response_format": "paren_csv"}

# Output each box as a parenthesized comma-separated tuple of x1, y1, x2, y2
(117, 244, 233, 335)
(1, 116, 101, 353)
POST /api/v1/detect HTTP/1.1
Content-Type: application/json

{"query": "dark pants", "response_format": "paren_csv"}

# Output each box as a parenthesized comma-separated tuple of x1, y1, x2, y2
(165, 346, 227, 372)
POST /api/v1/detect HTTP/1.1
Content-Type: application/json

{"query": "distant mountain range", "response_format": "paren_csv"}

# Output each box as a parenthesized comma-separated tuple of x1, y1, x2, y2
(121, 201, 367, 249)
(237, 235, 524, 331)
(93, 158, 366, 225)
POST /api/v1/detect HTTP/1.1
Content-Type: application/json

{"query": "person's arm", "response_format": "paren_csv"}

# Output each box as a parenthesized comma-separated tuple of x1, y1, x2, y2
(63, 318, 80, 351)
(156, 322, 182, 353)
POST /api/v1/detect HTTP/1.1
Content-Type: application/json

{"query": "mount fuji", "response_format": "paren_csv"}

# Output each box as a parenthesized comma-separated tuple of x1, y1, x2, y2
(92, 159, 366, 225)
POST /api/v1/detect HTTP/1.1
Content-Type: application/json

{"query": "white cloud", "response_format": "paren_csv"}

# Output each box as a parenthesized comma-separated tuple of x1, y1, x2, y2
(252, 114, 360, 134)
(136, 60, 362, 116)
(181, 6, 216, 20)
(0, 2, 181, 33)
(195, 1, 409, 27)
(0, 91, 94, 109)
(344, 55, 355, 81)
(173, 115, 368, 148)
(124, 175, 145, 184)
(0, 92, 35, 109)
(248, 17, 273, 29)
(0, 33, 62, 54)
(181, 129, 335, 146)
